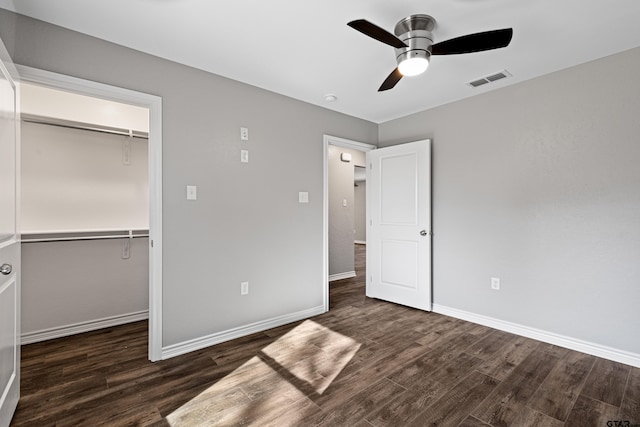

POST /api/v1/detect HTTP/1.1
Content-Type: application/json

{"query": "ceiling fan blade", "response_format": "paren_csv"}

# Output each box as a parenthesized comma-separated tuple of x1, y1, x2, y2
(431, 28, 513, 55)
(348, 19, 408, 49)
(378, 68, 403, 92)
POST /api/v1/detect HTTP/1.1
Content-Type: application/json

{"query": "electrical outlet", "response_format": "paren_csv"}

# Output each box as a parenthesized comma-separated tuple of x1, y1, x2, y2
(240, 127, 249, 141)
(241, 281, 249, 295)
(491, 277, 500, 290)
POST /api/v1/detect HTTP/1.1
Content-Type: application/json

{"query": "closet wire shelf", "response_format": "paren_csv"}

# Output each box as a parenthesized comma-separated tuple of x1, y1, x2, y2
(21, 230, 149, 243)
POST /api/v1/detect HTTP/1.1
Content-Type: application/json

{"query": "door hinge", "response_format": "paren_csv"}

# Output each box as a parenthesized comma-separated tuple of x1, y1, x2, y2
(150, 239, 154, 248)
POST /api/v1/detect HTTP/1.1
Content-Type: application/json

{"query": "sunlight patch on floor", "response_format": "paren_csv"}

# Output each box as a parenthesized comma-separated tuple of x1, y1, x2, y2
(166, 320, 361, 426)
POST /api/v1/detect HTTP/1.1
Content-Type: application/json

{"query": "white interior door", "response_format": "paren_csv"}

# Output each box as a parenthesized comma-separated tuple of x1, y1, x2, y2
(366, 139, 431, 311)
(0, 39, 20, 427)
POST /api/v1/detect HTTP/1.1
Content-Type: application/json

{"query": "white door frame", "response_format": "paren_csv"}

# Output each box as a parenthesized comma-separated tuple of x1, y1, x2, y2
(323, 135, 376, 311)
(16, 65, 163, 361)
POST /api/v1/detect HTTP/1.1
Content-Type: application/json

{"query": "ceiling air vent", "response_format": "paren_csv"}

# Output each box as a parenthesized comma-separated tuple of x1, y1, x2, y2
(467, 69, 512, 88)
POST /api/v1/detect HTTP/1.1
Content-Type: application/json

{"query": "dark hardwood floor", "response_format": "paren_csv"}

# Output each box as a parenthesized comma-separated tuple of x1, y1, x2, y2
(12, 244, 640, 426)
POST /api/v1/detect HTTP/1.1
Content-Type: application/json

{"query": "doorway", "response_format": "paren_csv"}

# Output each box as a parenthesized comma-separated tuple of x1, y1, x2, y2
(322, 135, 375, 311)
(17, 65, 163, 361)
(323, 136, 433, 312)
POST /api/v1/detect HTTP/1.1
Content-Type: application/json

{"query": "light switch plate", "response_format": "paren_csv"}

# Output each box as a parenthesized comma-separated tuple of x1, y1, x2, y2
(186, 185, 197, 200)
(241, 150, 249, 163)
(299, 192, 309, 203)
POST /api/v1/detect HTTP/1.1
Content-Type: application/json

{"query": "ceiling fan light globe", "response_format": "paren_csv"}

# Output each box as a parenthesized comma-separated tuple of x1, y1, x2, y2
(398, 56, 429, 76)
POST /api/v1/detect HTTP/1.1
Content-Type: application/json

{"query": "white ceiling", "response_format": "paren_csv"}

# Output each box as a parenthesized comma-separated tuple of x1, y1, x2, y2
(2, 1, 640, 123)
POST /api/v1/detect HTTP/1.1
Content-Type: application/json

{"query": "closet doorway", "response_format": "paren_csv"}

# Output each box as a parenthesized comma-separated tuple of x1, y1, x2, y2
(17, 66, 163, 361)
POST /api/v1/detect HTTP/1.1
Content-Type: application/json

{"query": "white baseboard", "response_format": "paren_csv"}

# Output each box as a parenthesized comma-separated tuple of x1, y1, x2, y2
(329, 271, 356, 282)
(21, 310, 149, 345)
(354, 240, 366, 245)
(432, 304, 640, 368)
(161, 305, 326, 360)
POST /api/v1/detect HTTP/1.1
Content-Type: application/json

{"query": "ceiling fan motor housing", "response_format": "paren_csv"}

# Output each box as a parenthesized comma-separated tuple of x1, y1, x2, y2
(394, 14, 436, 70)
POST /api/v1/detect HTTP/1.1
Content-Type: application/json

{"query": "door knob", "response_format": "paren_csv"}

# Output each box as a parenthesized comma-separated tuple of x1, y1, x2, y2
(420, 230, 428, 236)
(1, 263, 12, 275)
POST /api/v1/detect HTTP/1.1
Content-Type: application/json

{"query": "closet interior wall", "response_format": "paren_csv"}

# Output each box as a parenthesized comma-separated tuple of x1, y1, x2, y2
(20, 90, 150, 343)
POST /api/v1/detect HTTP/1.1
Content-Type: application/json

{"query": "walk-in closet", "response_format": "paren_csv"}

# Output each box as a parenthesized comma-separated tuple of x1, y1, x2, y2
(20, 83, 150, 343)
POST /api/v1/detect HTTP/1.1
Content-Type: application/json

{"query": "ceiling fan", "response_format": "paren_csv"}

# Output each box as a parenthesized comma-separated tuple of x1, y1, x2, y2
(347, 15, 513, 91)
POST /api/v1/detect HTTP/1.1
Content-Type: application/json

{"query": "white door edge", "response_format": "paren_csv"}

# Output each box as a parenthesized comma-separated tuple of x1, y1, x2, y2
(0, 37, 20, 426)
(15, 65, 164, 362)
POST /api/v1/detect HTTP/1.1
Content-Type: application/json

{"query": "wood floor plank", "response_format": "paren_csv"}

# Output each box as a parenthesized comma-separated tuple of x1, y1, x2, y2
(580, 358, 630, 407)
(310, 342, 430, 411)
(388, 347, 482, 391)
(163, 386, 251, 426)
(465, 329, 518, 360)
(405, 370, 499, 427)
(536, 342, 570, 359)
(58, 403, 164, 427)
(475, 335, 540, 381)
(527, 350, 596, 422)
(343, 419, 375, 427)
(174, 386, 319, 427)
(366, 352, 483, 426)
(509, 407, 564, 427)
(364, 324, 428, 348)
(255, 396, 322, 427)
(16, 373, 108, 416)
(619, 366, 640, 422)
(239, 358, 317, 404)
(458, 415, 492, 427)
(471, 345, 560, 426)
(105, 358, 166, 387)
(209, 332, 278, 366)
(410, 312, 458, 334)
(364, 388, 442, 426)
(564, 394, 620, 427)
(274, 346, 358, 390)
(309, 378, 407, 426)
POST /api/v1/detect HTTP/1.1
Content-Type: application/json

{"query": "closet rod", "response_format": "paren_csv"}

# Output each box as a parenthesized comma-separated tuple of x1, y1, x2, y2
(22, 231, 150, 243)
(22, 113, 149, 139)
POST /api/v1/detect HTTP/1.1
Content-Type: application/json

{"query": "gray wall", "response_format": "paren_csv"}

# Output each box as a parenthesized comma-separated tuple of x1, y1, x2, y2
(22, 238, 148, 335)
(379, 47, 640, 354)
(21, 122, 149, 232)
(328, 146, 365, 277)
(0, 10, 378, 346)
(354, 179, 366, 243)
